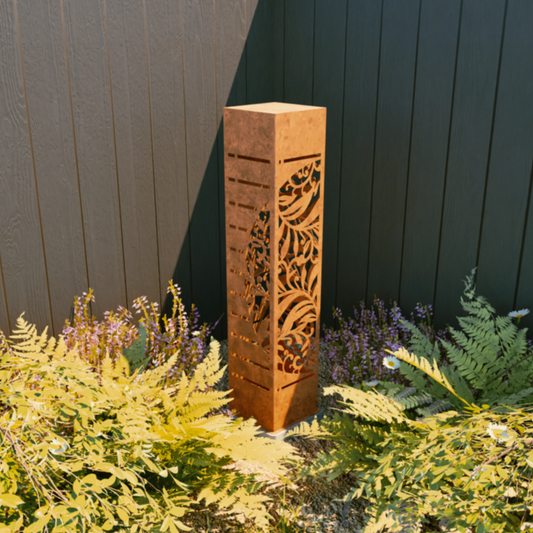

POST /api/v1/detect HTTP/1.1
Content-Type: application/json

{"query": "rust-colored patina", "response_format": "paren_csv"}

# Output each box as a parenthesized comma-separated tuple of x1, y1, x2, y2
(224, 102, 326, 433)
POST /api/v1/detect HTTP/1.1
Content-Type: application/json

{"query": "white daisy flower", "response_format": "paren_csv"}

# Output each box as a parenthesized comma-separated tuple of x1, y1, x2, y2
(383, 356, 400, 370)
(49, 439, 69, 455)
(363, 380, 379, 387)
(192, 331, 201, 337)
(487, 423, 511, 443)
(508, 309, 530, 319)
(508, 309, 530, 324)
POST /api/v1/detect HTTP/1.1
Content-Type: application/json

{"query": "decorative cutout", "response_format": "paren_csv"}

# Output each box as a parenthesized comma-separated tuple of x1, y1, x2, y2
(237, 154, 270, 164)
(244, 206, 271, 344)
(276, 160, 321, 375)
(237, 178, 270, 190)
(283, 153, 321, 163)
(230, 372, 270, 391)
(225, 102, 325, 433)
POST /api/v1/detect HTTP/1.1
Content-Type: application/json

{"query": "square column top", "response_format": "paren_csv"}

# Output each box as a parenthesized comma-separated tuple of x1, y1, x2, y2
(225, 102, 325, 114)
(224, 102, 326, 162)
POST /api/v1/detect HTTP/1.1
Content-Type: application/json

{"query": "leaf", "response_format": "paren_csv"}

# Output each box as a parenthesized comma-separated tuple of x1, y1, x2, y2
(173, 520, 192, 532)
(387, 347, 472, 408)
(503, 486, 517, 498)
(169, 506, 186, 518)
(0, 494, 23, 508)
(24, 516, 51, 533)
(122, 323, 151, 374)
(116, 507, 129, 525)
(161, 515, 171, 532)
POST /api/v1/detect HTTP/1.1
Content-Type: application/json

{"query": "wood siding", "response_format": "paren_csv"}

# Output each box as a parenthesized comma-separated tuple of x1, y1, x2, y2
(1, 0, 532, 337)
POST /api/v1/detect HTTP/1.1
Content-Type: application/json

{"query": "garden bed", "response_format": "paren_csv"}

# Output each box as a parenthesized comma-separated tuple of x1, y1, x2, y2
(3, 273, 533, 532)
(189, 340, 370, 532)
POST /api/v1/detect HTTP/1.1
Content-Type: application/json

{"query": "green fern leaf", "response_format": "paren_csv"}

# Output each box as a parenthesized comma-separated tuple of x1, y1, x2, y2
(122, 323, 151, 374)
(386, 347, 471, 408)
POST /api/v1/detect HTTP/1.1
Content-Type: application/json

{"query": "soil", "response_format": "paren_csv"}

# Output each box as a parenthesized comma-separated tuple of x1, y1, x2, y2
(180, 340, 371, 532)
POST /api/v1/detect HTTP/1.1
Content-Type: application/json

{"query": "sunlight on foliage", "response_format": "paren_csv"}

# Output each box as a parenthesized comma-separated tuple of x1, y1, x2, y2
(0, 316, 296, 532)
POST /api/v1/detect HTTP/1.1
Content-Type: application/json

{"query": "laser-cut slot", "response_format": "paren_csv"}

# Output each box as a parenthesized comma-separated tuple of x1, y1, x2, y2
(230, 268, 245, 277)
(278, 373, 314, 391)
(237, 154, 270, 164)
(230, 352, 270, 371)
(237, 179, 270, 190)
(228, 153, 235, 157)
(283, 153, 321, 163)
(230, 331, 258, 346)
(231, 372, 270, 391)
(229, 290, 246, 298)
(229, 247, 244, 254)
(229, 224, 248, 233)
(229, 201, 236, 206)
(238, 203, 257, 211)
(230, 311, 250, 322)
(228, 177, 236, 182)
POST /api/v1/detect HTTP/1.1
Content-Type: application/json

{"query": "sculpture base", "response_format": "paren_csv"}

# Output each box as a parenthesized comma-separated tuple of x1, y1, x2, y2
(257, 409, 324, 441)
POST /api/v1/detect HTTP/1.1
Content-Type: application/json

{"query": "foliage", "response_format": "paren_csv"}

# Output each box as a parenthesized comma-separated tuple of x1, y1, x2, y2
(62, 282, 213, 382)
(378, 268, 533, 416)
(321, 298, 455, 388)
(290, 370, 533, 532)
(0, 316, 296, 532)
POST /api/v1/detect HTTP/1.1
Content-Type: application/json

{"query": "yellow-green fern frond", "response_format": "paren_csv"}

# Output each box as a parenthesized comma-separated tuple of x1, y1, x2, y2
(386, 347, 472, 408)
(324, 384, 407, 424)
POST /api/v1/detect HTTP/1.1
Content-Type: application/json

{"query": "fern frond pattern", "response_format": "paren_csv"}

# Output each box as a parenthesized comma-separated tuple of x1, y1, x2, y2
(244, 206, 271, 347)
(277, 160, 321, 374)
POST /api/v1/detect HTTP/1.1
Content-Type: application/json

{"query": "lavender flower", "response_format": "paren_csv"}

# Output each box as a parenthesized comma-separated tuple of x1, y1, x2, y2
(322, 298, 456, 387)
(62, 281, 214, 382)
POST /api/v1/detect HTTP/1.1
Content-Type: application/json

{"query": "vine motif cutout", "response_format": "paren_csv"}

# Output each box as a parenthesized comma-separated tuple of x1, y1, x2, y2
(244, 206, 270, 352)
(277, 160, 321, 374)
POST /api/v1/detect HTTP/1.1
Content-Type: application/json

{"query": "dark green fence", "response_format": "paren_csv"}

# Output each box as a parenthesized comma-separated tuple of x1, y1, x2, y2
(1, 0, 532, 338)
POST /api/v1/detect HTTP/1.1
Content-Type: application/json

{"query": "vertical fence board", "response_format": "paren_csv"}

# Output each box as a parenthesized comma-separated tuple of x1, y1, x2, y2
(366, 0, 419, 303)
(216, 0, 247, 334)
(17, 0, 88, 335)
(106, 0, 160, 308)
(336, 0, 382, 314)
(182, 0, 222, 324)
(246, 0, 283, 103)
(476, 0, 533, 315)
(145, 0, 191, 307)
(312, 0, 347, 322)
(284, 0, 314, 105)
(3, 0, 533, 336)
(0, 0, 51, 331)
(62, 0, 126, 317)
(516, 186, 533, 320)
(0, 267, 7, 334)
(434, 0, 505, 327)
(399, 0, 460, 313)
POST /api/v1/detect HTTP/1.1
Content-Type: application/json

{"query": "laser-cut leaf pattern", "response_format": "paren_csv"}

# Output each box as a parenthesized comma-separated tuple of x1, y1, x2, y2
(244, 206, 270, 351)
(276, 160, 321, 374)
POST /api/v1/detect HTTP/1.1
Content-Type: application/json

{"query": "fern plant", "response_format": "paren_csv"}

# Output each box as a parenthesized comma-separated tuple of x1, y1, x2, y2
(0, 316, 296, 532)
(290, 356, 533, 532)
(375, 268, 533, 416)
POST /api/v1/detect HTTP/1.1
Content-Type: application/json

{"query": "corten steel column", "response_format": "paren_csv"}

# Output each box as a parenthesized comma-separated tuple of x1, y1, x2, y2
(224, 102, 326, 433)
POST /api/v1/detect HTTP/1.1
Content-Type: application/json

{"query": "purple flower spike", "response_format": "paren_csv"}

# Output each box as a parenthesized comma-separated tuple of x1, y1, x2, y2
(322, 298, 455, 388)
(62, 281, 215, 382)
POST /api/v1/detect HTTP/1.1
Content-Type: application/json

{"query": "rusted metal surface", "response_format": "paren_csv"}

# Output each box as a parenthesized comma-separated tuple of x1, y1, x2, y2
(224, 102, 326, 433)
